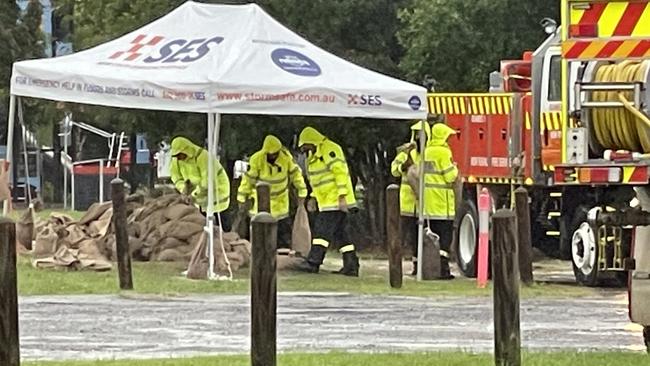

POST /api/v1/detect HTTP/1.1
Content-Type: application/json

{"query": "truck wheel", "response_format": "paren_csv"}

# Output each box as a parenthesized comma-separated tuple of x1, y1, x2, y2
(571, 206, 600, 286)
(456, 198, 478, 278)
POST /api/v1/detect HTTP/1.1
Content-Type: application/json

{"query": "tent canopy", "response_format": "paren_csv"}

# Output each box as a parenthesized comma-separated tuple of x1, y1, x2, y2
(10, 1, 427, 120)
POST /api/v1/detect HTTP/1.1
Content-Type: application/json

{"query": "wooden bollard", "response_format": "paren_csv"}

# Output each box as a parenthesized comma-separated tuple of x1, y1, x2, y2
(250, 212, 277, 366)
(514, 187, 534, 285)
(256, 183, 271, 214)
(386, 184, 402, 288)
(491, 209, 521, 366)
(111, 178, 133, 290)
(0, 218, 19, 366)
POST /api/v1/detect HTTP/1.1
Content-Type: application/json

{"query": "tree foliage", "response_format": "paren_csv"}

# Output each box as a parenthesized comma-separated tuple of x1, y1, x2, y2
(398, 0, 560, 91)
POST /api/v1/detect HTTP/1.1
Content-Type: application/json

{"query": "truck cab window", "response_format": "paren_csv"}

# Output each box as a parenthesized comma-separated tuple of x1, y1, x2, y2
(548, 55, 561, 102)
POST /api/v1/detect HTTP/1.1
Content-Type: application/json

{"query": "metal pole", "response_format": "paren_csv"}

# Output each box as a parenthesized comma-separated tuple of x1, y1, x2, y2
(99, 160, 104, 203)
(416, 120, 426, 281)
(63, 115, 69, 209)
(3, 96, 16, 216)
(71, 167, 75, 211)
(206, 113, 215, 279)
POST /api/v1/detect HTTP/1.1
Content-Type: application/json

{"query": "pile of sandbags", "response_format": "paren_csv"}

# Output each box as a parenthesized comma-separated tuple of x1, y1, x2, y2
(28, 193, 252, 273)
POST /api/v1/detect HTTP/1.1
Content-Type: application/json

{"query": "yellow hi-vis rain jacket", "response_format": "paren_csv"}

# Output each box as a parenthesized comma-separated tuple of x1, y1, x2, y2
(170, 137, 230, 213)
(298, 127, 356, 211)
(423, 123, 458, 220)
(237, 135, 308, 219)
(391, 121, 431, 216)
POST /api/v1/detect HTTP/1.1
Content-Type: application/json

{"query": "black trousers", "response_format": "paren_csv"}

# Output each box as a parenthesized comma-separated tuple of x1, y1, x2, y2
(277, 217, 292, 249)
(427, 219, 453, 254)
(400, 216, 419, 258)
(201, 210, 231, 232)
(313, 211, 354, 252)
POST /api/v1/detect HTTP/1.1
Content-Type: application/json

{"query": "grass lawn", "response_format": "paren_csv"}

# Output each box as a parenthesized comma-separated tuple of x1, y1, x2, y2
(17, 255, 597, 298)
(23, 352, 650, 366)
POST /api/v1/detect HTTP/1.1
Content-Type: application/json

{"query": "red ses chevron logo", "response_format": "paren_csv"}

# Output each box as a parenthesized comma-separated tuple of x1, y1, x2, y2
(108, 34, 224, 64)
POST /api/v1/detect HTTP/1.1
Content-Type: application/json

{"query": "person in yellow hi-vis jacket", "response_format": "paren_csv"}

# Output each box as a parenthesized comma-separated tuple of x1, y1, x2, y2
(237, 135, 308, 249)
(170, 136, 231, 230)
(391, 121, 430, 276)
(295, 126, 359, 276)
(423, 123, 458, 279)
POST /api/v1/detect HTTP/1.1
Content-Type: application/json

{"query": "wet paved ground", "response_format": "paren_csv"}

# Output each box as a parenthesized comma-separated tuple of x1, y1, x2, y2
(20, 292, 645, 361)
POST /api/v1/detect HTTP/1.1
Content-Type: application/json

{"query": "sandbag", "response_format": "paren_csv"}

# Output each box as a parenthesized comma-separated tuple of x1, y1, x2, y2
(32, 226, 58, 258)
(186, 232, 208, 280)
(158, 237, 186, 251)
(0, 163, 11, 202)
(291, 204, 311, 257)
(160, 221, 203, 241)
(153, 248, 185, 262)
(78, 202, 112, 225)
(33, 246, 79, 269)
(164, 203, 198, 221)
(181, 213, 207, 226)
(87, 207, 113, 237)
(406, 164, 420, 196)
(16, 208, 35, 250)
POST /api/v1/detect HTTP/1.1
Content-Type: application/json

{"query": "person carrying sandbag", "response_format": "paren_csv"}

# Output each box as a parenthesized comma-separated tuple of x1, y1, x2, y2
(295, 127, 359, 277)
(237, 135, 308, 252)
(170, 136, 231, 230)
(390, 120, 431, 276)
(423, 123, 458, 280)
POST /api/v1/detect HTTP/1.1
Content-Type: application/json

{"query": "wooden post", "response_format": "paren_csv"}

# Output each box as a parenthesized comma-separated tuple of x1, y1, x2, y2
(421, 229, 441, 280)
(0, 218, 19, 366)
(111, 178, 133, 290)
(514, 187, 534, 285)
(491, 209, 521, 366)
(251, 212, 277, 366)
(386, 184, 402, 288)
(256, 182, 271, 214)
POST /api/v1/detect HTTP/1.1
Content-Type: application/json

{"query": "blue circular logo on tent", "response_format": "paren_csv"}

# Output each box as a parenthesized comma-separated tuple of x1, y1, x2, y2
(408, 96, 422, 111)
(271, 48, 321, 77)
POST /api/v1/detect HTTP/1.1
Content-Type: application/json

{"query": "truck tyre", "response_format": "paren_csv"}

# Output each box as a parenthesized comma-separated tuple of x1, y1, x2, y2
(455, 197, 478, 278)
(570, 206, 600, 286)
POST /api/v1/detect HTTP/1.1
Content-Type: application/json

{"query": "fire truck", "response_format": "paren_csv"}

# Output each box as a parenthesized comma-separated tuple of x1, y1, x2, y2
(430, 0, 650, 324)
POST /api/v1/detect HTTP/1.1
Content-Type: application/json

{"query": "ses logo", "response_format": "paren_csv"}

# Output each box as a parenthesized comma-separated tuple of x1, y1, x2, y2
(348, 94, 382, 107)
(271, 48, 321, 77)
(108, 34, 224, 63)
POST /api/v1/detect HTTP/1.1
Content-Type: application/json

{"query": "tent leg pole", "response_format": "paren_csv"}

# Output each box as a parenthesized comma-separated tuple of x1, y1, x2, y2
(416, 121, 426, 281)
(3, 95, 16, 216)
(206, 113, 215, 279)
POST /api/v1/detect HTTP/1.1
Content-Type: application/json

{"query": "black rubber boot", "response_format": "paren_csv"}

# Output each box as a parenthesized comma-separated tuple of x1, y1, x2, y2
(440, 257, 455, 280)
(295, 245, 326, 273)
(333, 252, 359, 277)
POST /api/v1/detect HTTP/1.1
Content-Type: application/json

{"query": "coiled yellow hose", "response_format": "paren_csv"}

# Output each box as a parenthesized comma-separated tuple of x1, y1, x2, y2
(591, 61, 650, 152)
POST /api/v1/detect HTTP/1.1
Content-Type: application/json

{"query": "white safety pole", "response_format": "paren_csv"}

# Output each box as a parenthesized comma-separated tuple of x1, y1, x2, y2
(3, 95, 16, 216)
(206, 113, 216, 279)
(99, 160, 104, 203)
(63, 116, 69, 209)
(416, 120, 426, 281)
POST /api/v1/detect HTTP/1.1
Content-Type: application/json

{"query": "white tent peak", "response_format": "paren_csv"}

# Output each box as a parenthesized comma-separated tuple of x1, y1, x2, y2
(11, 1, 426, 119)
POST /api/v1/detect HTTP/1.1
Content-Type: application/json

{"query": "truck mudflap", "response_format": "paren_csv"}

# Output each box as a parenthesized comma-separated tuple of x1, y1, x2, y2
(630, 225, 650, 324)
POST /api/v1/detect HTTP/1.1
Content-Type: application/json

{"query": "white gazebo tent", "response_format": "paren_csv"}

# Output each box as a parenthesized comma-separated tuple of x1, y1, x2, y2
(8, 1, 429, 279)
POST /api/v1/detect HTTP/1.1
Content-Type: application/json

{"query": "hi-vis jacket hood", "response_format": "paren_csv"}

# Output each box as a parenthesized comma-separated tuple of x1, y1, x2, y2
(170, 136, 202, 158)
(429, 123, 456, 147)
(262, 135, 282, 154)
(298, 127, 326, 147)
(410, 121, 431, 143)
